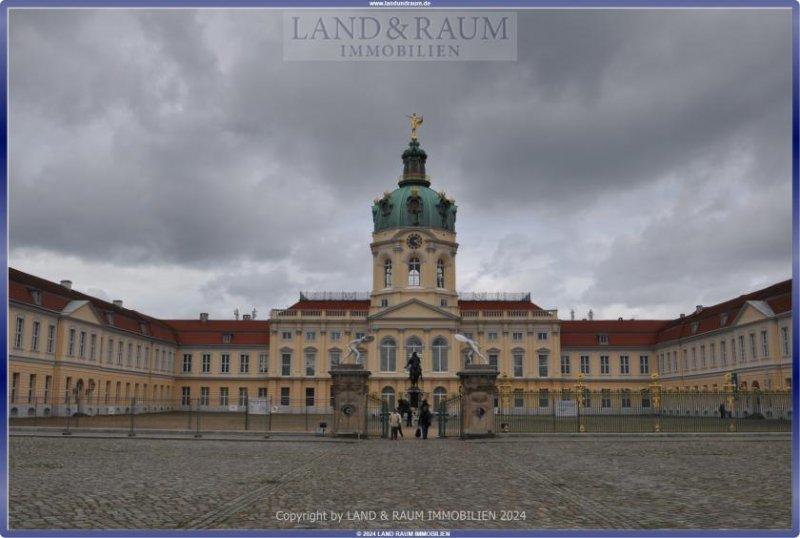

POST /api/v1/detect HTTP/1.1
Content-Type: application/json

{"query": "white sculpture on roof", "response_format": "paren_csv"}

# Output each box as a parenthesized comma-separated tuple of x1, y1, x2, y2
(342, 334, 375, 365)
(455, 333, 488, 365)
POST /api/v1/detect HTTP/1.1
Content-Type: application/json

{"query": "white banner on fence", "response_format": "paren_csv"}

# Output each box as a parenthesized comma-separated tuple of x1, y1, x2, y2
(556, 400, 578, 417)
(248, 397, 269, 415)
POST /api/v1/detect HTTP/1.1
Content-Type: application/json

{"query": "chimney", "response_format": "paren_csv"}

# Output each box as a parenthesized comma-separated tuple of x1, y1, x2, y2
(113, 300, 123, 308)
(695, 305, 703, 314)
(680, 313, 685, 318)
(200, 313, 209, 322)
(242, 314, 252, 321)
(588, 309, 594, 321)
(60, 280, 72, 289)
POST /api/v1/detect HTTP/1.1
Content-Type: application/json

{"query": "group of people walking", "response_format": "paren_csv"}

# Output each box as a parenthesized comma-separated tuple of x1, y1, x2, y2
(389, 397, 433, 440)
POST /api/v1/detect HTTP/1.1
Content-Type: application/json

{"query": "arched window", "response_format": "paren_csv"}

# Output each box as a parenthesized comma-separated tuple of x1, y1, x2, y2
(433, 387, 448, 414)
(406, 336, 423, 364)
(436, 259, 445, 288)
(408, 257, 420, 287)
(431, 337, 448, 372)
(381, 386, 396, 412)
(380, 337, 396, 372)
(384, 259, 392, 288)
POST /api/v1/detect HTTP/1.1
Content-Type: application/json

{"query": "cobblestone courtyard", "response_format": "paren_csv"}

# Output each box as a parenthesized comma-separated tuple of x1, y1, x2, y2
(8, 433, 794, 532)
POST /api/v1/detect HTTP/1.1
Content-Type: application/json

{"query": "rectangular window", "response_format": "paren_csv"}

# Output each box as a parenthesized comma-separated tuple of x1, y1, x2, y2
(219, 387, 229, 406)
(639, 355, 649, 374)
(200, 387, 209, 406)
(560, 355, 570, 375)
(600, 355, 610, 375)
(580, 355, 590, 375)
(621, 392, 631, 408)
(305, 351, 316, 376)
(330, 331, 341, 341)
(27, 374, 36, 403)
(487, 332, 498, 341)
(108, 339, 115, 364)
(44, 375, 51, 404)
(282, 353, 292, 376)
(700, 346, 706, 369)
(512, 331, 523, 342)
(221, 354, 230, 373)
(47, 325, 56, 354)
(738, 336, 745, 363)
(691, 347, 697, 370)
(537, 331, 548, 341)
(682, 349, 688, 371)
(720, 341, 727, 366)
(136, 345, 141, 368)
(240, 354, 250, 373)
(127, 343, 133, 366)
(202, 354, 211, 373)
(513, 352, 523, 377)
(282, 331, 292, 340)
(306, 331, 316, 341)
(258, 387, 267, 398)
(31, 321, 40, 352)
(761, 330, 769, 358)
(280, 387, 290, 406)
(68, 329, 76, 356)
(181, 387, 191, 406)
(305, 387, 315, 407)
(749, 333, 757, 362)
(782, 327, 790, 356)
(14, 317, 25, 349)
(538, 389, 549, 408)
(79, 331, 86, 359)
(641, 391, 651, 408)
(538, 355, 548, 377)
(259, 353, 268, 373)
(329, 350, 341, 368)
(672, 351, 677, 372)
(10, 373, 19, 403)
(239, 387, 248, 406)
(620, 355, 630, 375)
(488, 353, 499, 370)
(513, 390, 524, 408)
(710, 343, 716, 368)
(118, 341, 124, 365)
(355, 332, 365, 340)
(183, 354, 192, 373)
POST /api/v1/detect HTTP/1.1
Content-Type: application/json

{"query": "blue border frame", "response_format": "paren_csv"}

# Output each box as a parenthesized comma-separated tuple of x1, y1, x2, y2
(1, 1, 797, 537)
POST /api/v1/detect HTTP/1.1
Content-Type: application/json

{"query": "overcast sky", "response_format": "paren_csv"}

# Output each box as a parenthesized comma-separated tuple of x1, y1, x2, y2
(8, 7, 794, 322)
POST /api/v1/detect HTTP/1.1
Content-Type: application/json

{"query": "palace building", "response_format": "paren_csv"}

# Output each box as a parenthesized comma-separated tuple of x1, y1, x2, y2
(7, 132, 793, 417)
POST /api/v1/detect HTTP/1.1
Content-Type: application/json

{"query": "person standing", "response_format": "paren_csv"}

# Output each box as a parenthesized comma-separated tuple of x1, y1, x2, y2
(418, 400, 432, 440)
(389, 408, 402, 440)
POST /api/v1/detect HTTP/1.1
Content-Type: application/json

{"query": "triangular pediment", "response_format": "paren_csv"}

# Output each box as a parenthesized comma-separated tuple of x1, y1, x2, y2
(370, 298, 460, 321)
(731, 300, 775, 326)
(61, 300, 104, 325)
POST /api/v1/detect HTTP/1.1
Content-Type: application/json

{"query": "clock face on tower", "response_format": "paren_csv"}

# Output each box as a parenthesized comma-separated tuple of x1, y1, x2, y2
(406, 233, 423, 249)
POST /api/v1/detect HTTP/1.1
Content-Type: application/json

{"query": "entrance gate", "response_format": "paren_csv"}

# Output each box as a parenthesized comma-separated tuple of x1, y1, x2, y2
(437, 394, 463, 438)
(366, 394, 388, 438)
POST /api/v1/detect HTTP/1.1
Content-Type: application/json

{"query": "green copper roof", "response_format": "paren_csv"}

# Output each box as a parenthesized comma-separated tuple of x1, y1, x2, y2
(372, 139, 457, 233)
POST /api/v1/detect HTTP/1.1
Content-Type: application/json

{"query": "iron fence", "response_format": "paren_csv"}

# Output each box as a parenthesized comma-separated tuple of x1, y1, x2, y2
(437, 394, 463, 438)
(9, 395, 335, 436)
(495, 390, 791, 434)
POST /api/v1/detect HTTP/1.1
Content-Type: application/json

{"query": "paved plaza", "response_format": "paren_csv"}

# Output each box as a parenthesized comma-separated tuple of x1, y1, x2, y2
(8, 433, 794, 532)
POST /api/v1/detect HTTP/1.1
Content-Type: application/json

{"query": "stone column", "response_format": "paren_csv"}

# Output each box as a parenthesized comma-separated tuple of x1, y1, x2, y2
(330, 364, 371, 438)
(457, 364, 499, 438)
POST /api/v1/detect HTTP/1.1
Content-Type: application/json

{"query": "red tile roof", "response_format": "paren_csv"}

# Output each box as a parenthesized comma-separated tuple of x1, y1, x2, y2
(561, 320, 668, 347)
(286, 300, 370, 311)
(458, 300, 544, 311)
(163, 320, 270, 346)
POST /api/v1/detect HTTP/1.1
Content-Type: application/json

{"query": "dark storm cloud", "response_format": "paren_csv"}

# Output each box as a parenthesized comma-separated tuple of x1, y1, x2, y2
(8, 7, 792, 318)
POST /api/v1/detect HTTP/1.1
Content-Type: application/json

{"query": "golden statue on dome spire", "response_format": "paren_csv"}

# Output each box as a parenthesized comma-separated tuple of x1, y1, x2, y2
(407, 112, 423, 141)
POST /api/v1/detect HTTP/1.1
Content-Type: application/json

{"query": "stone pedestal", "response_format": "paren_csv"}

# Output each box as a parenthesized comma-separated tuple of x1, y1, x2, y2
(406, 386, 422, 409)
(330, 364, 371, 437)
(457, 364, 499, 438)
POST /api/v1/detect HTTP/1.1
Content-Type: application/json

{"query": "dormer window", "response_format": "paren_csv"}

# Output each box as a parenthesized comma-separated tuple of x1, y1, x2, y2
(691, 322, 699, 334)
(598, 334, 608, 345)
(720, 313, 728, 326)
(106, 312, 115, 325)
(223, 333, 232, 344)
(28, 288, 42, 306)
(139, 322, 149, 335)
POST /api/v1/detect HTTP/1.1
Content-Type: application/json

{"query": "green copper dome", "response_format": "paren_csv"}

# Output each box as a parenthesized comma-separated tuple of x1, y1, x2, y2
(372, 140, 457, 233)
